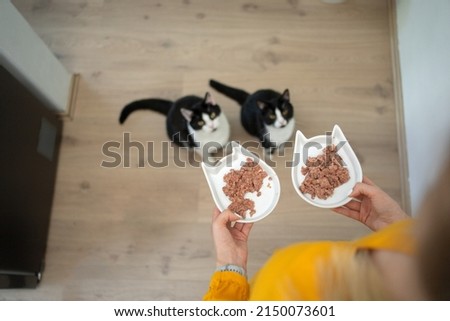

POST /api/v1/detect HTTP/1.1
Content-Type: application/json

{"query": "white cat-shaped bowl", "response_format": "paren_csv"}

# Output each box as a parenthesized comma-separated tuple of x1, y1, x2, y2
(201, 141, 281, 223)
(291, 125, 363, 208)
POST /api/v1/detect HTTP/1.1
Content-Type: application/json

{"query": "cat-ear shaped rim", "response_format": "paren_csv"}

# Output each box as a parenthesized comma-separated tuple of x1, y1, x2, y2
(203, 92, 216, 106)
(180, 108, 193, 121)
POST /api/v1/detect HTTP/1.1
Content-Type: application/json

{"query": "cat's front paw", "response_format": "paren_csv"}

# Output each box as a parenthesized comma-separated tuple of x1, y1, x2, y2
(263, 144, 277, 155)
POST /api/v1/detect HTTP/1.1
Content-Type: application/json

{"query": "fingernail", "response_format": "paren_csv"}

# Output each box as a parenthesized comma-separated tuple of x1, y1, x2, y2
(347, 189, 353, 197)
(234, 213, 243, 219)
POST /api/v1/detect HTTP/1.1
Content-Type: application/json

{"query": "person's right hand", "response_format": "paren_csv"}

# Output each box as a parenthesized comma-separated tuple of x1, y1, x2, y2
(332, 176, 409, 231)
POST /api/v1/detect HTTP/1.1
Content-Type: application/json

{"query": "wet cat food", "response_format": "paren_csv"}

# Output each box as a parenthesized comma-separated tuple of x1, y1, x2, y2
(223, 158, 268, 217)
(300, 145, 350, 200)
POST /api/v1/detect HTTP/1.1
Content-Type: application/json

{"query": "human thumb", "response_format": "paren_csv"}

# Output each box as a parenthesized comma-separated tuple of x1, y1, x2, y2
(215, 209, 243, 226)
(349, 182, 378, 199)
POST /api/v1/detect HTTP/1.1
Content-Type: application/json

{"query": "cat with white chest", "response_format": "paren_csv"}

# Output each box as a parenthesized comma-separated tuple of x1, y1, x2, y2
(209, 79, 295, 153)
(119, 92, 230, 156)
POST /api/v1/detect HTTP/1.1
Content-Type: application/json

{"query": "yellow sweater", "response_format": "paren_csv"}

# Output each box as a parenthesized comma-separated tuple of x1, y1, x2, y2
(204, 219, 415, 301)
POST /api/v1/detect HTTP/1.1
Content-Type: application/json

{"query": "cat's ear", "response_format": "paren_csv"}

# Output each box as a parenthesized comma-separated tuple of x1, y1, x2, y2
(281, 89, 290, 101)
(180, 108, 193, 121)
(257, 100, 267, 110)
(204, 92, 216, 106)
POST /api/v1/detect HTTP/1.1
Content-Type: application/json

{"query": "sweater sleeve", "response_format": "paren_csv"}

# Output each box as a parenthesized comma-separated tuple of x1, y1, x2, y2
(203, 271, 250, 301)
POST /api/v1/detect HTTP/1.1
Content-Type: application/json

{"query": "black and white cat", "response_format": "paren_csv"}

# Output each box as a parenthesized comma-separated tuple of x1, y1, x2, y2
(209, 79, 295, 153)
(119, 92, 230, 155)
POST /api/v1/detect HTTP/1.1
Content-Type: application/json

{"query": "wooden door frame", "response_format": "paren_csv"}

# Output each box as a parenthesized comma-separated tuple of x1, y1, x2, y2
(387, 0, 411, 214)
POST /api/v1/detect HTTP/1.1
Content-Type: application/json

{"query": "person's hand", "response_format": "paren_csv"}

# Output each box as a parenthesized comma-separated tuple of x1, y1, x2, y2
(332, 176, 409, 231)
(211, 208, 253, 271)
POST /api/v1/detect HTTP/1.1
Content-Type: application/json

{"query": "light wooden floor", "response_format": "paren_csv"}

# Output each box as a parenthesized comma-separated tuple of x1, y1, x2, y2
(2, 0, 402, 300)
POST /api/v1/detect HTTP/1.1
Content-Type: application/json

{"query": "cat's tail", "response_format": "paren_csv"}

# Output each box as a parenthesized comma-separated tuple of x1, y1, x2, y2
(119, 99, 172, 124)
(209, 79, 249, 106)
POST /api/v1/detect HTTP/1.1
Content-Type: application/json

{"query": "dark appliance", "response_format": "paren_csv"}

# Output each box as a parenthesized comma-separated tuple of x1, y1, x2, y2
(0, 65, 63, 288)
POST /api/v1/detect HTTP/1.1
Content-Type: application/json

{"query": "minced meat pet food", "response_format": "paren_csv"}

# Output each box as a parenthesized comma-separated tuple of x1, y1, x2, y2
(223, 158, 268, 217)
(300, 145, 350, 200)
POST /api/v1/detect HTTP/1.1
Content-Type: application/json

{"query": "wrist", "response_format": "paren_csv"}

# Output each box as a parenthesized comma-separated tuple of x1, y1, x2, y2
(216, 264, 247, 278)
(373, 212, 410, 231)
(216, 257, 247, 271)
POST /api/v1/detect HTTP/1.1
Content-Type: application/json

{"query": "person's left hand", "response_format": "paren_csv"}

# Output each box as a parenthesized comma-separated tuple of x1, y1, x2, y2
(211, 208, 254, 271)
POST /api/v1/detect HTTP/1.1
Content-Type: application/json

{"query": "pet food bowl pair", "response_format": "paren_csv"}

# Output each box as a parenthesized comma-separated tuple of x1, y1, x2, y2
(201, 125, 363, 223)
